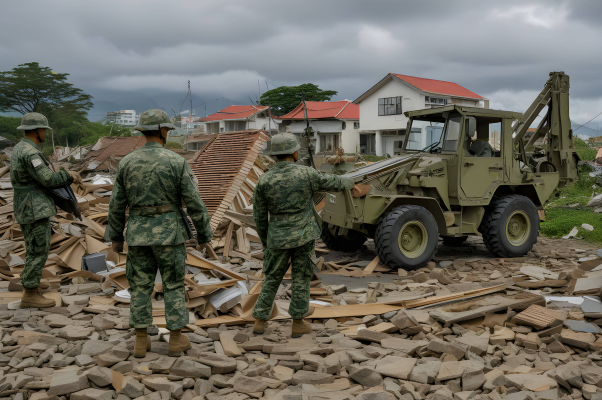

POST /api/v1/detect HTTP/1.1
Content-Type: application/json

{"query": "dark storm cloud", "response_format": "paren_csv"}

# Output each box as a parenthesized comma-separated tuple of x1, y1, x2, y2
(0, 0, 601, 125)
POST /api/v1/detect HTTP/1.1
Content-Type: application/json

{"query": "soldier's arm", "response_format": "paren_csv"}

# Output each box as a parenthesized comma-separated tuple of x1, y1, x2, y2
(252, 183, 269, 247)
(308, 168, 354, 192)
(26, 154, 73, 188)
(180, 162, 213, 244)
(107, 164, 128, 243)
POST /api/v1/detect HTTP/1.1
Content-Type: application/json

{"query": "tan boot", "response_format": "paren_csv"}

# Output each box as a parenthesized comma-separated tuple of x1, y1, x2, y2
(134, 328, 152, 358)
(292, 319, 312, 338)
(253, 319, 266, 335)
(168, 329, 191, 357)
(20, 287, 55, 308)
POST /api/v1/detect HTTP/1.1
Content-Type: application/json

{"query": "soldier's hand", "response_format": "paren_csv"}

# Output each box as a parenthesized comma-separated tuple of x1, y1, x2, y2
(112, 242, 124, 253)
(68, 171, 82, 184)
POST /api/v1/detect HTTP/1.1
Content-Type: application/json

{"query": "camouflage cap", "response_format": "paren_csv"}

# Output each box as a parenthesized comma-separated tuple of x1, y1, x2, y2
(270, 133, 300, 156)
(16, 112, 51, 130)
(134, 109, 176, 132)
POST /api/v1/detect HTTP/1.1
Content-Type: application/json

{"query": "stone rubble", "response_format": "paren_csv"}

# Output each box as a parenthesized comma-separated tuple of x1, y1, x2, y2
(0, 236, 597, 400)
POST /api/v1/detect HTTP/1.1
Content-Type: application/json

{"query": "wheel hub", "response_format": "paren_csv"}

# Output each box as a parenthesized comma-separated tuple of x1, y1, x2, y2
(398, 221, 428, 258)
(506, 210, 531, 247)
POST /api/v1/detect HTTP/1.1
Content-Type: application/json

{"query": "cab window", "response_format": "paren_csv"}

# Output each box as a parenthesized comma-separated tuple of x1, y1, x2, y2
(442, 114, 462, 152)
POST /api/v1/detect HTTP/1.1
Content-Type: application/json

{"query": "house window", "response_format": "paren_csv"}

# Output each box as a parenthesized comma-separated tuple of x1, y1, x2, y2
(378, 96, 402, 116)
(425, 96, 449, 106)
(342, 121, 346, 130)
(353, 122, 360, 129)
(319, 134, 339, 153)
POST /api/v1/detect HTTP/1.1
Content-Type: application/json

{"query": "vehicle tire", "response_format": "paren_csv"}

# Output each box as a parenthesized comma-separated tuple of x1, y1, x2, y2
(441, 236, 468, 246)
(374, 205, 439, 270)
(479, 194, 539, 257)
(320, 221, 367, 252)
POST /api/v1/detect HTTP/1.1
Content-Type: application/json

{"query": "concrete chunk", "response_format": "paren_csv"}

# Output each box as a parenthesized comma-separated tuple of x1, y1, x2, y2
(47, 371, 90, 396)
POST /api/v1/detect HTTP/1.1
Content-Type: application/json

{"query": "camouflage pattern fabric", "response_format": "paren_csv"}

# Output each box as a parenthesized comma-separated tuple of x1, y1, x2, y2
(253, 161, 354, 249)
(253, 239, 315, 320)
(127, 244, 188, 330)
(20, 218, 51, 289)
(11, 138, 73, 224)
(108, 142, 213, 246)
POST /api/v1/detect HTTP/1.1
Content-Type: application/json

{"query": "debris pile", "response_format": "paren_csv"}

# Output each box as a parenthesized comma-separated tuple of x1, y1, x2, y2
(0, 130, 600, 399)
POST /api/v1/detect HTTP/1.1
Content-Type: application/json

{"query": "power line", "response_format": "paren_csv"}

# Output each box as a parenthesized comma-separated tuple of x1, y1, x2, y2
(573, 110, 602, 133)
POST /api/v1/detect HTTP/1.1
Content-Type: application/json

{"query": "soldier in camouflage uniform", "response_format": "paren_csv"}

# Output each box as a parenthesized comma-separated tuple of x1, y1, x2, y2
(108, 109, 213, 357)
(252, 133, 356, 337)
(11, 113, 79, 308)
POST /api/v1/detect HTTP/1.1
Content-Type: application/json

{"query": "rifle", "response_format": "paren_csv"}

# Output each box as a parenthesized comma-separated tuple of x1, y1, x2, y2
(178, 205, 194, 240)
(301, 94, 316, 169)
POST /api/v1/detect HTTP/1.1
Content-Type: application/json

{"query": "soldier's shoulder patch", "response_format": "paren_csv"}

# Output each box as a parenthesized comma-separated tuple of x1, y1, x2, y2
(31, 158, 42, 168)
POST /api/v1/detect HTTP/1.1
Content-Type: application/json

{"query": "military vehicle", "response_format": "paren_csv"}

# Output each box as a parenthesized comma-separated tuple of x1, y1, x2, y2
(320, 72, 579, 270)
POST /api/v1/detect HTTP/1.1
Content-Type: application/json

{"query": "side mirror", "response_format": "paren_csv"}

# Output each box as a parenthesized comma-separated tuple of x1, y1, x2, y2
(465, 117, 476, 138)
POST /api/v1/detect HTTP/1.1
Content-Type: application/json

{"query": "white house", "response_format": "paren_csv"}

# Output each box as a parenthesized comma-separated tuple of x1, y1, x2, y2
(107, 110, 139, 126)
(354, 74, 488, 156)
(199, 105, 278, 136)
(275, 100, 360, 155)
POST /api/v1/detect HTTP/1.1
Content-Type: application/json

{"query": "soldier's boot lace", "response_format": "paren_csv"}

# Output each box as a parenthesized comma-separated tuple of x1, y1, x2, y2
(291, 319, 312, 338)
(253, 319, 266, 334)
(20, 287, 56, 308)
(168, 329, 191, 357)
(134, 328, 151, 358)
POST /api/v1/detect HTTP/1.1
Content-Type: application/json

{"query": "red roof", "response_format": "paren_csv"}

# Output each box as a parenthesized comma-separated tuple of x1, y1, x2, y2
(200, 105, 269, 122)
(392, 74, 483, 99)
(276, 101, 359, 120)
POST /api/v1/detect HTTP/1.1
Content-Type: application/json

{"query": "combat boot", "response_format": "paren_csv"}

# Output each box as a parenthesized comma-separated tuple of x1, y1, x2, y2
(134, 328, 152, 358)
(291, 319, 312, 338)
(20, 287, 55, 308)
(168, 329, 191, 357)
(253, 319, 266, 334)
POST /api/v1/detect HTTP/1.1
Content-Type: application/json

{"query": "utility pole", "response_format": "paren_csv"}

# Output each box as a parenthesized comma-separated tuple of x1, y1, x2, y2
(189, 80, 193, 130)
(267, 97, 272, 137)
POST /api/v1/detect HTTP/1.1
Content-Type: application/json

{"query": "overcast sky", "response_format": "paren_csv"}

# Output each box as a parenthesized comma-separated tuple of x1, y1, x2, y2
(1, 0, 602, 132)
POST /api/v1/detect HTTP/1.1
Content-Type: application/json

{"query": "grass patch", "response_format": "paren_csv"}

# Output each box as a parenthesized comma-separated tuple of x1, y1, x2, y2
(540, 163, 602, 243)
(576, 147, 598, 161)
(165, 141, 182, 149)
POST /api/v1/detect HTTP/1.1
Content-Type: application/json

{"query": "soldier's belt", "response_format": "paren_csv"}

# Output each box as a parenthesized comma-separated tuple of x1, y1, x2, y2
(13, 184, 41, 193)
(269, 208, 307, 222)
(129, 204, 179, 216)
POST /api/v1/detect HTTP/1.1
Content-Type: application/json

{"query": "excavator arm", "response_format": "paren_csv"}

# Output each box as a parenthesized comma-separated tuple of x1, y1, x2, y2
(512, 71, 578, 187)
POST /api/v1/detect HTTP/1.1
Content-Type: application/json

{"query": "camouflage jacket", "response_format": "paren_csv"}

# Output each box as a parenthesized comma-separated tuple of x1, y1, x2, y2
(253, 161, 354, 249)
(11, 138, 73, 225)
(108, 142, 213, 246)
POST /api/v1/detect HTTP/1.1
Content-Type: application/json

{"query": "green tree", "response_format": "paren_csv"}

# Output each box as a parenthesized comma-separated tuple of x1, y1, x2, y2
(260, 83, 338, 116)
(0, 116, 22, 143)
(0, 62, 93, 115)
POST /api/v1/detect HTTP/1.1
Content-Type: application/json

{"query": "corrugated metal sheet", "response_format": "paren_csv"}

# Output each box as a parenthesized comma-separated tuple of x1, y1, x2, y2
(190, 130, 269, 229)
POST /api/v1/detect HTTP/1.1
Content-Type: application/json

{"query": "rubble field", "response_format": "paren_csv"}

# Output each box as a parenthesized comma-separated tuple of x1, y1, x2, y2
(0, 131, 600, 400)
(0, 234, 599, 400)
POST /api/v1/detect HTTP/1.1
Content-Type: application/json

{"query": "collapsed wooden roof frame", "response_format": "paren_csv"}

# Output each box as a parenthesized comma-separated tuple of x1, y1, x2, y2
(190, 129, 270, 230)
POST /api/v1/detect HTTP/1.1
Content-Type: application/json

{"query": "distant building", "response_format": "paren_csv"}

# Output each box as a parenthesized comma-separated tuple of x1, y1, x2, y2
(354, 73, 488, 156)
(275, 100, 360, 155)
(106, 110, 139, 126)
(199, 105, 278, 136)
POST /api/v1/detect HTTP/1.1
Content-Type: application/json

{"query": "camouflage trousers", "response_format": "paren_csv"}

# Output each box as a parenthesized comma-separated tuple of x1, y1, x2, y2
(21, 218, 51, 289)
(127, 244, 188, 330)
(253, 240, 314, 321)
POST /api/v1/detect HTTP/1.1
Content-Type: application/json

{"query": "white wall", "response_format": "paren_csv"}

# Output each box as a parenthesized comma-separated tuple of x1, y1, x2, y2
(358, 79, 418, 132)
(341, 120, 360, 154)
(284, 120, 360, 154)
(246, 116, 279, 135)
